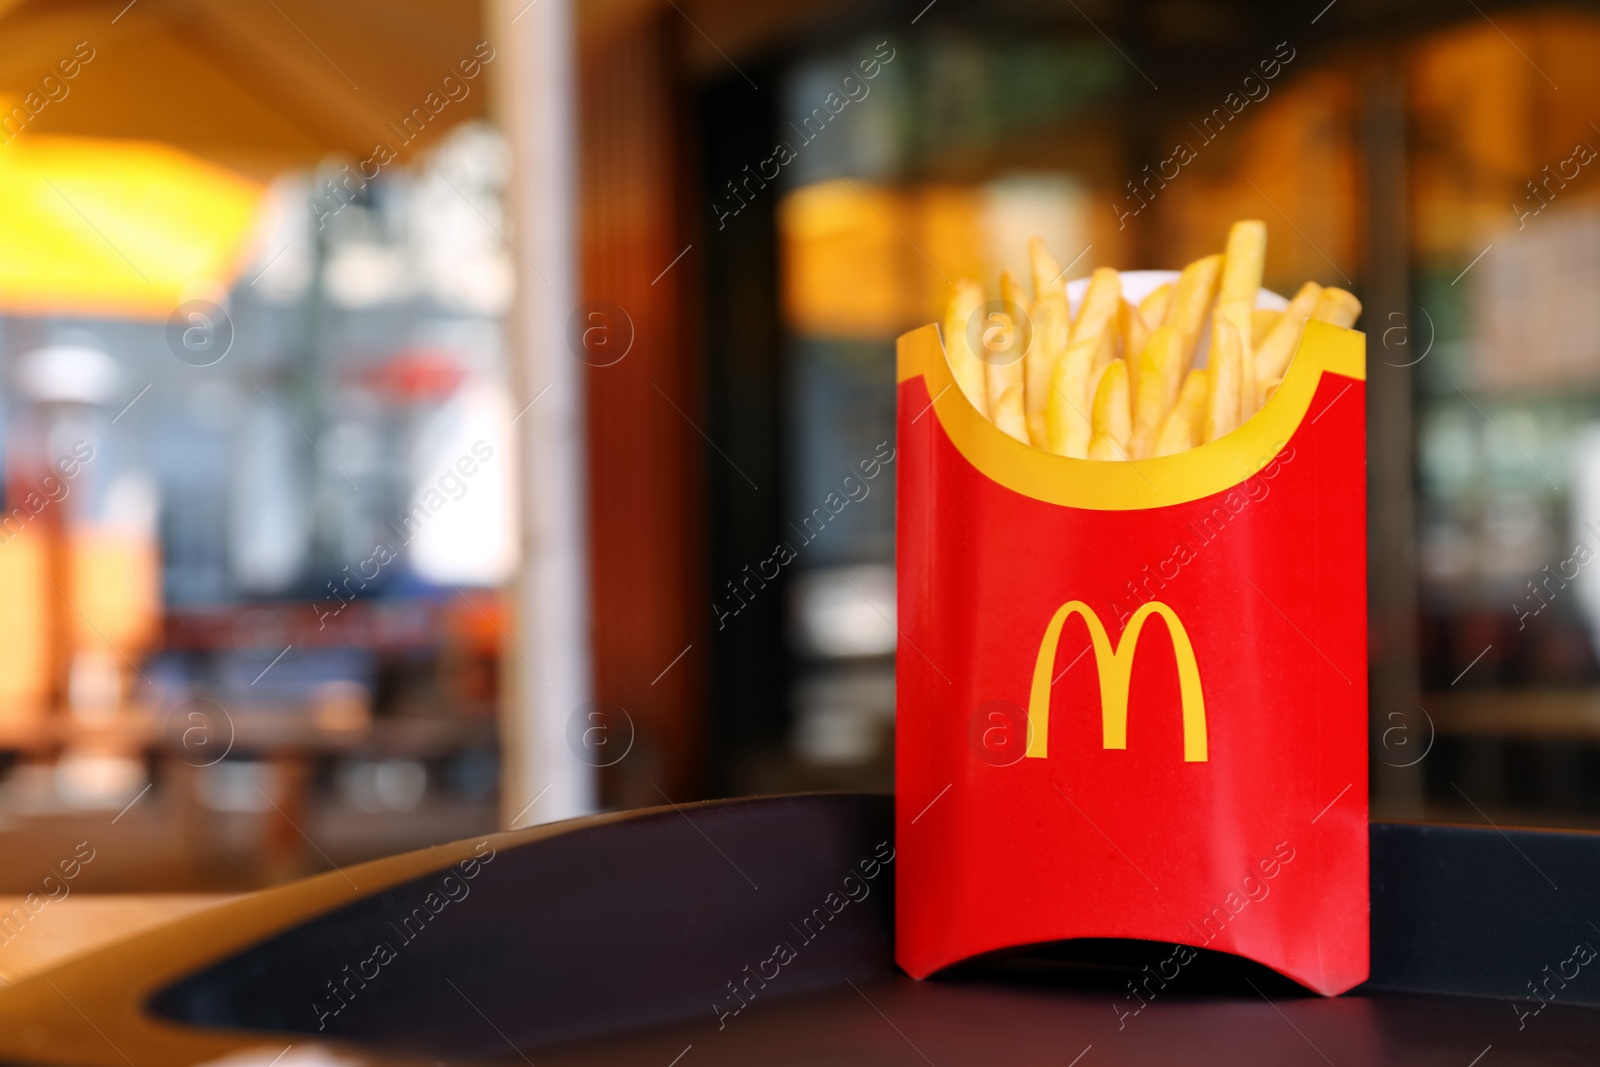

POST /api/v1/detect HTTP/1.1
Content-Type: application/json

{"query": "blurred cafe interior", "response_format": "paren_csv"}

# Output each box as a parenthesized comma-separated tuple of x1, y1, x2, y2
(4, 0, 1600, 897)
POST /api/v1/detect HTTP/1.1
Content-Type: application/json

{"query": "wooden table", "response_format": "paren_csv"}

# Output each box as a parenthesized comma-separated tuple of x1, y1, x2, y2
(0, 895, 232, 987)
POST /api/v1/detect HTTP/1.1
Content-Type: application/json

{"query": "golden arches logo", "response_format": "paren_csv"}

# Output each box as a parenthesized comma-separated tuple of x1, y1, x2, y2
(1025, 600, 1208, 761)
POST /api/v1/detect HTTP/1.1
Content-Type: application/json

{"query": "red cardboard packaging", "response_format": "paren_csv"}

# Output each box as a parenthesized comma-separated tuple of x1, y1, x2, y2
(894, 275, 1369, 995)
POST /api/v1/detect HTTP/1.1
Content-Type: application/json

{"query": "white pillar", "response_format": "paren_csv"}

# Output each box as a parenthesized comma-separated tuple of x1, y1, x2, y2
(488, 0, 595, 826)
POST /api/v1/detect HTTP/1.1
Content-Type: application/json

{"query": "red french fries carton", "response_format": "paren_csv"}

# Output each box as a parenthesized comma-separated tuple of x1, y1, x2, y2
(894, 274, 1368, 995)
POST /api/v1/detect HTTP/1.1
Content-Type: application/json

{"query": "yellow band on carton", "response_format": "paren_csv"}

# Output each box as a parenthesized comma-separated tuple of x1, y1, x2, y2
(896, 319, 1365, 510)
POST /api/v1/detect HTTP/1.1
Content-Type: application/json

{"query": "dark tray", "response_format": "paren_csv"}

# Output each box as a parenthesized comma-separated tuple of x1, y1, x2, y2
(1, 794, 1597, 1065)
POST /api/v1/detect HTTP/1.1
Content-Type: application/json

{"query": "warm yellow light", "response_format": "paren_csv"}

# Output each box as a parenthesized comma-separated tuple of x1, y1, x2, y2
(0, 135, 262, 320)
(780, 178, 915, 339)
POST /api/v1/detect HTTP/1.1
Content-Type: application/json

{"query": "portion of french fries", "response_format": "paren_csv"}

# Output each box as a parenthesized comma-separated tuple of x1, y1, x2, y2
(942, 221, 1362, 459)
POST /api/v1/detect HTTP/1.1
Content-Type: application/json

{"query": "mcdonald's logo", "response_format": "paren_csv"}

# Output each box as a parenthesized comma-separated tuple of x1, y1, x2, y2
(1025, 600, 1208, 761)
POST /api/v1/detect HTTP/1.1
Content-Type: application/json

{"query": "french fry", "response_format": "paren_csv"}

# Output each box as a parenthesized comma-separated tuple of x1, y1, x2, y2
(1028, 236, 1062, 303)
(1045, 356, 1089, 457)
(1139, 282, 1174, 328)
(1311, 287, 1362, 329)
(942, 279, 989, 412)
(1263, 378, 1281, 404)
(1122, 300, 1152, 358)
(1163, 253, 1224, 367)
(1047, 269, 1122, 458)
(1047, 330, 1113, 458)
(1153, 370, 1208, 457)
(1087, 359, 1131, 461)
(1218, 220, 1266, 420)
(1253, 281, 1323, 385)
(1000, 269, 1028, 316)
(985, 271, 1027, 421)
(1086, 345, 1115, 426)
(1026, 290, 1069, 448)
(993, 384, 1029, 443)
(1023, 238, 1072, 447)
(1203, 314, 1243, 443)
(1091, 332, 1118, 379)
(1251, 308, 1283, 348)
(1130, 326, 1186, 459)
(1218, 220, 1267, 306)
(1080, 271, 1123, 384)
(1091, 330, 1117, 386)
(1070, 267, 1123, 345)
(1120, 299, 1152, 398)
(1207, 302, 1257, 422)
(1027, 414, 1048, 451)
